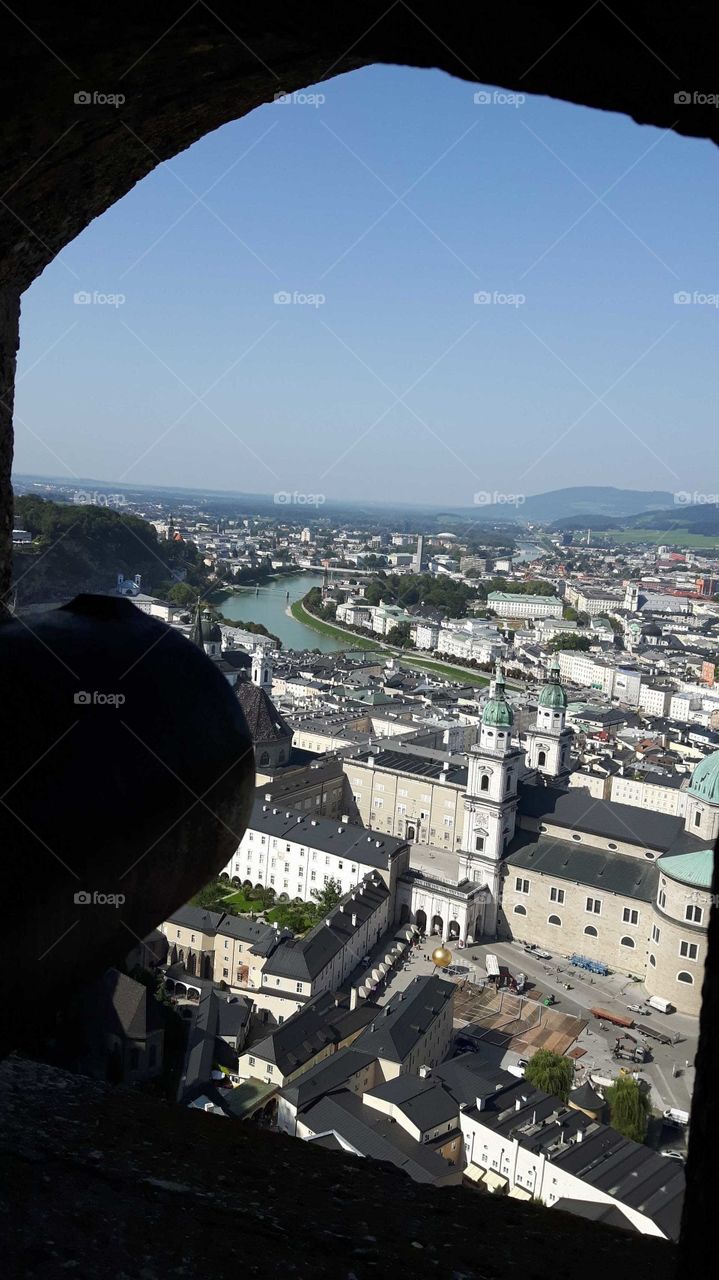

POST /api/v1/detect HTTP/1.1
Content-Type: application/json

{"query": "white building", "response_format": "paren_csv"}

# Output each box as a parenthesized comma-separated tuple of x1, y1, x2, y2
(488, 592, 563, 620)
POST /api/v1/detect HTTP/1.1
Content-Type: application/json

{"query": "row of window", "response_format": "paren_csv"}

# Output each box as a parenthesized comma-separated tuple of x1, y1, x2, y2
(513, 905, 702, 962)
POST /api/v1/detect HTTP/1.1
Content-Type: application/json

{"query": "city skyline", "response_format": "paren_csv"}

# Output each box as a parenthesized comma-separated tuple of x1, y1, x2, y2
(13, 65, 719, 504)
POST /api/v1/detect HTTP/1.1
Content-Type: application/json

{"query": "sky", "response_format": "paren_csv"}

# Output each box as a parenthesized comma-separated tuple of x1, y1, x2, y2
(12, 65, 719, 508)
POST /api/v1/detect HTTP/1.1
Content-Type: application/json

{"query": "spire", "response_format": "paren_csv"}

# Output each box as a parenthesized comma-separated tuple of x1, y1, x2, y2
(190, 597, 204, 648)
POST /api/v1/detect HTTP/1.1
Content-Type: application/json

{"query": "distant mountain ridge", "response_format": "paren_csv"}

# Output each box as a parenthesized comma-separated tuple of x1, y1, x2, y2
(471, 487, 675, 523)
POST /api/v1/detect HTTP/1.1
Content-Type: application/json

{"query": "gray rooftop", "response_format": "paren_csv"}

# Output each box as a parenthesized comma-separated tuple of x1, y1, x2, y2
(262, 872, 389, 983)
(506, 832, 659, 902)
(244, 796, 408, 868)
(300, 1090, 457, 1184)
(517, 782, 689, 853)
(356, 975, 453, 1064)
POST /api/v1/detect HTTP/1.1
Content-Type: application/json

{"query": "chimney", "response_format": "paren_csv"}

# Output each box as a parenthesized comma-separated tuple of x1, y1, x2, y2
(515, 1097, 522, 1112)
(350, 986, 359, 1011)
(341, 814, 349, 824)
(419, 1065, 431, 1079)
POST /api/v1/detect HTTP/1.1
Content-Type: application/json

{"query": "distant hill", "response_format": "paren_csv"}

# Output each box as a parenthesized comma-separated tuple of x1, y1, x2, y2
(471, 487, 675, 523)
(11, 496, 206, 605)
(553, 501, 719, 536)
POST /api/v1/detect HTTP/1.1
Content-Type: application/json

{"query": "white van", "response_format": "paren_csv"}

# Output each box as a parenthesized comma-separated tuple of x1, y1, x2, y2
(648, 995, 674, 1014)
(663, 1107, 690, 1128)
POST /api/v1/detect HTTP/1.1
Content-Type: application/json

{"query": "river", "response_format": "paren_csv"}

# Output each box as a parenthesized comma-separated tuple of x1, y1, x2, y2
(215, 543, 548, 654)
(214, 573, 348, 653)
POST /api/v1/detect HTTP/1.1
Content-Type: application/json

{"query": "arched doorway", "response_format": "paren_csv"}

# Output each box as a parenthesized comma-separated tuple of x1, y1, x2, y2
(431, 914, 443, 937)
(405, 823, 416, 841)
(448, 920, 460, 941)
(414, 909, 427, 934)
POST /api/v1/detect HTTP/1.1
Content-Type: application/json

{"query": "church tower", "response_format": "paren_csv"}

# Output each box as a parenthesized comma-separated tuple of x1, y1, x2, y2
(251, 645, 273, 693)
(526, 657, 572, 784)
(459, 663, 523, 934)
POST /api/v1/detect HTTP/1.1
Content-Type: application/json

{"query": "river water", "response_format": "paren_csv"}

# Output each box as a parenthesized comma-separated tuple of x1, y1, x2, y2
(215, 543, 548, 653)
(214, 573, 348, 653)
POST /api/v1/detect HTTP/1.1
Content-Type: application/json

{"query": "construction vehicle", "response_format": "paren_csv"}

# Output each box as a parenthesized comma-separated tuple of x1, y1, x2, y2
(570, 954, 609, 976)
(613, 1034, 649, 1063)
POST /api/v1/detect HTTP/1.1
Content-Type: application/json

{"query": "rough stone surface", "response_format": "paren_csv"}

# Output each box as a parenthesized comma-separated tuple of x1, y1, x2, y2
(0, 1055, 677, 1280)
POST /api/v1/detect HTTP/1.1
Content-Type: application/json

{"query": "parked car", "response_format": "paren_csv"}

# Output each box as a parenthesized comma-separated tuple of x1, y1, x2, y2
(535, 949, 552, 960)
(660, 1150, 686, 1162)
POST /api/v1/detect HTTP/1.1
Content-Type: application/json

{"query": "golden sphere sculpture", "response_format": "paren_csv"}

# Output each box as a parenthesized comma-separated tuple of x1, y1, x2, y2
(432, 945, 453, 969)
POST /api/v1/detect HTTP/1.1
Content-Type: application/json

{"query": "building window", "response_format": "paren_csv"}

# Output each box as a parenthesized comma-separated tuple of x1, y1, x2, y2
(475, 836, 485, 852)
(515, 878, 530, 895)
(620, 936, 635, 949)
(480, 775, 489, 793)
(222, 967, 229, 977)
(584, 925, 597, 937)
(695, 810, 702, 828)
(548, 914, 561, 926)
(296, 982, 303, 992)
(585, 897, 601, 915)
(622, 908, 638, 925)
(267, 1065, 274, 1074)
(571, 833, 581, 842)
(608, 842, 618, 851)
(679, 940, 699, 961)
(537, 751, 546, 768)
(549, 887, 565, 904)
(685, 904, 703, 924)
(513, 904, 527, 916)
(649, 954, 656, 967)
(677, 971, 694, 984)
(652, 925, 661, 944)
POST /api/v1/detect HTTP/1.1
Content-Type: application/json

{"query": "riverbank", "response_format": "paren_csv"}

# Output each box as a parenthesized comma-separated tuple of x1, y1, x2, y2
(290, 597, 493, 687)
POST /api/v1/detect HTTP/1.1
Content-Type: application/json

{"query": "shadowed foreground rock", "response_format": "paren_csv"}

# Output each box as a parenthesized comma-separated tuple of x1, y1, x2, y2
(0, 1056, 677, 1280)
(0, 594, 255, 1056)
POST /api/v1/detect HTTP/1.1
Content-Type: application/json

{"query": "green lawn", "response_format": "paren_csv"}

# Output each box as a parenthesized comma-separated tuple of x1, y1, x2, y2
(291, 599, 492, 686)
(607, 528, 719, 548)
(222, 889, 257, 912)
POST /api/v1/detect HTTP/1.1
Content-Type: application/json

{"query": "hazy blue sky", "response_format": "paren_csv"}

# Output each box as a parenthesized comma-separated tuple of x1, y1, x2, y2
(13, 65, 719, 506)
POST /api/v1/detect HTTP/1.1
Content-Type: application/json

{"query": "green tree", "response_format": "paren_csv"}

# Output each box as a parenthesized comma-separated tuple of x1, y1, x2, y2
(309, 877, 343, 920)
(523, 1049, 574, 1102)
(386, 621, 415, 648)
(606, 1075, 650, 1143)
(548, 633, 592, 653)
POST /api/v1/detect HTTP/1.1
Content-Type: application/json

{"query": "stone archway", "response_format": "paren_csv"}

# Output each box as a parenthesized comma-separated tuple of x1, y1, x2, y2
(1, 10, 718, 1264)
(431, 913, 443, 937)
(414, 908, 427, 934)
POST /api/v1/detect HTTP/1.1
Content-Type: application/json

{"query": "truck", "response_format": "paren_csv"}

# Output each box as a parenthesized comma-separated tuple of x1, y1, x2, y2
(663, 1107, 690, 1129)
(648, 995, 674, 1014)
(635, 1022, 673, 1046)
(590, 1007, 634, 1029)
(613, 1035, 650, 1063)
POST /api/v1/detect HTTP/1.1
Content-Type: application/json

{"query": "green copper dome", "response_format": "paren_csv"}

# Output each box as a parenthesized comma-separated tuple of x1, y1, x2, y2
(483, 697, 514, 728)
(483, 664, 513, 728)
(688, 750, 719, 805)
(539, 682, 567, 710)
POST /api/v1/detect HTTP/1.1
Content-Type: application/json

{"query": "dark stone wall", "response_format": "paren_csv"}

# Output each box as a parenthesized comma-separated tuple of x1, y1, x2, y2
(0, 1055, 678, 1280)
